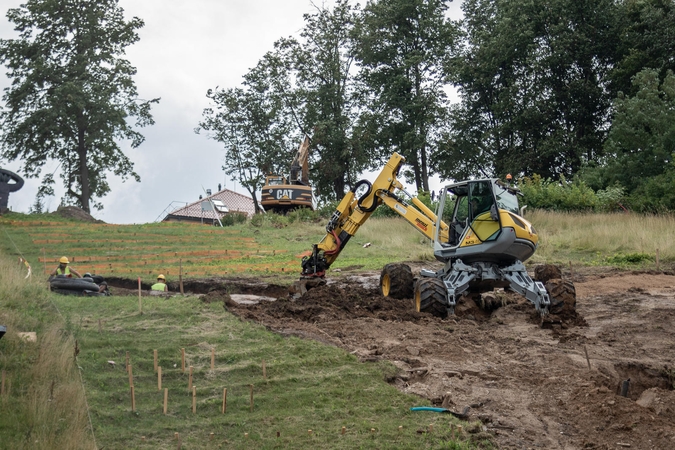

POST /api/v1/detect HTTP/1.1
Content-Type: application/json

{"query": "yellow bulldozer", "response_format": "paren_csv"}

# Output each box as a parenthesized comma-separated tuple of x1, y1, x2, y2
(301, 152, 575, 318)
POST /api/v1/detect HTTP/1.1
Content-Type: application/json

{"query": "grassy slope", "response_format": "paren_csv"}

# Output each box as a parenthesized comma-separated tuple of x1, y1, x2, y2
(0, 214, 434, 284)
(55, 292, 480, 449)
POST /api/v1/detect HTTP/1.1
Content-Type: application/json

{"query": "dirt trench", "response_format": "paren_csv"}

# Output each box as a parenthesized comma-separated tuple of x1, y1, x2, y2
(107, 267, 675, 449)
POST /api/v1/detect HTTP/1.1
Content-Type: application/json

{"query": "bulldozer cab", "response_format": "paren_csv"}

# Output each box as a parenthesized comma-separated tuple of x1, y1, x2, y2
(440, 179, 504, 248)
(265, 175, 288, 186)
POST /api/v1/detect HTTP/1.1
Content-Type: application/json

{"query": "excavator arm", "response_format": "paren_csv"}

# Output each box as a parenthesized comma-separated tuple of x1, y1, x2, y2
(290, 135, 311, 185)
(301, 152, 449, 277)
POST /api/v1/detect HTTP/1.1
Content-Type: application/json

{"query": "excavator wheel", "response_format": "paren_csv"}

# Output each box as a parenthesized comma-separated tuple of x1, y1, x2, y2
(380, 263, 414, 299)
(545, 278, 576, 315)
(414, 277, 448, 318)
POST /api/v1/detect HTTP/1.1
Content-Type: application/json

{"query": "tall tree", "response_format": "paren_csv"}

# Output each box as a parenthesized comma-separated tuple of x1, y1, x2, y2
(611, 0, 675, 98)
(353, 0, 459, 192)
(599, 69, 675, 211)
(445, 0, 618, 182)
(277, 0, 365, 201)
(198, 52, 297, 213)
(0, 0, 158, 213)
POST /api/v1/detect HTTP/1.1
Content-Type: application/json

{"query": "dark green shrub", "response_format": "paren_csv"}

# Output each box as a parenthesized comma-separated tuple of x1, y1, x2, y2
(221, 212, 247, 226)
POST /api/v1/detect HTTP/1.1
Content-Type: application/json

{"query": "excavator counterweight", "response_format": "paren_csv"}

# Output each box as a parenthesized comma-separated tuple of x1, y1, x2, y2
(261, 136, 314, 213)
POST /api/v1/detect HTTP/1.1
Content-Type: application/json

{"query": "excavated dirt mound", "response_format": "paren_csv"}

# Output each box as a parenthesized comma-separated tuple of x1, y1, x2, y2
(219, 267, 675, 450)
(51, 205, 103, 223)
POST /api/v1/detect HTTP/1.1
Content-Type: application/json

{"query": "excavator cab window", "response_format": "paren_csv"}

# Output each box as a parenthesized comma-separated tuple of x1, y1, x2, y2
(447, 191, 469, 246)
(469, 181, 496, 220)
(266, 176, 287, 186)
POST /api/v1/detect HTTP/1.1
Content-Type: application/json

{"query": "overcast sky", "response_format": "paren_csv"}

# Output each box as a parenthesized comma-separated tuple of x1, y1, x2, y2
(0, 0, 463, 224)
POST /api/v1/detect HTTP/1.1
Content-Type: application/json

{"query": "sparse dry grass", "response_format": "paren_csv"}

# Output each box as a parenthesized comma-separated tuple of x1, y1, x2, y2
(528, 210, 675, 265)
(0, 254, 95, 450)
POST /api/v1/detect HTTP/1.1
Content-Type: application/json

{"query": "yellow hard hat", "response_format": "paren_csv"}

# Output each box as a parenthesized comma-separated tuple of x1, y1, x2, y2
(59, 256, 69, 264)
(157, 274, 166, 280)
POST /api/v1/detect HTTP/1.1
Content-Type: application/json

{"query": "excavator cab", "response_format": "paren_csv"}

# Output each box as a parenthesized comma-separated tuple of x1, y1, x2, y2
(434, 179, 537, 266)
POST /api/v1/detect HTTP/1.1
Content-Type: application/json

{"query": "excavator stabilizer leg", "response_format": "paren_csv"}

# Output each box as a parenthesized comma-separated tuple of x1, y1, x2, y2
(501, 261, 550, 315)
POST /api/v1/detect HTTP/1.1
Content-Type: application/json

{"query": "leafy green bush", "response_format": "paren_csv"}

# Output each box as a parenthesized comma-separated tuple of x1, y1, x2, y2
(221, 211, 247, 226)
(315, 200, 339, 218)
(625, 170, 675, 213)
(286, 207, 322, 223)
(250, 212, 266, 227)
(605, 252, 653, 265)
(519, 174, 598, 211)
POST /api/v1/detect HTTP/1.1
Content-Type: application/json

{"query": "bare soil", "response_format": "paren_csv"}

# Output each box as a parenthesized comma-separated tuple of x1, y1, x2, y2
(109, 264, 675, 449)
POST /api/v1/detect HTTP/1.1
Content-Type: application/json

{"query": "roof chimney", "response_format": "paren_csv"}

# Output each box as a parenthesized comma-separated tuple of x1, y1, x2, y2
(218, 183, 222, 191)
(206, 189, 212, 196)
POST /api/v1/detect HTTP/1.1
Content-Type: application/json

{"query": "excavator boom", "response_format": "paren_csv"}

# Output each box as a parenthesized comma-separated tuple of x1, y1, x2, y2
(301, 152, 448, 276)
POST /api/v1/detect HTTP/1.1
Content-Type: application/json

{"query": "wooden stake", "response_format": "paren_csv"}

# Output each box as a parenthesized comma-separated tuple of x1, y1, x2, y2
(371, 428, 375, 434)
(179, 258, 184, 295)
(163, 388, 168, 414)
(308, 429, 312, 436)
(130, 386, 136, 412)
(262, 359, 266, 379)
(141, 436, 145, 441)
(398, 425, 402, 433)
(222, 388, 227, 414)
(341, 426, 346, 435)
(249, 384, 254, 412)
(211, 348, 215, 370)
(210, 432, 214, 441)
(583, 345, 591, 370)
(192, 386, 196, 413)
(429, 424, 433, 433)
(656, 248, 660, 270)
(176, 432, 181, 450)
(181, 348, 185, 373)
(158, 366, 162, 391)
(128, 365, 134, 388)
(276, 431, 280, 438)
(188, 366, 193, 391)
(154, 349, 158, 372)
(244, 433, 249, 439)
(138, 277, 142, 314)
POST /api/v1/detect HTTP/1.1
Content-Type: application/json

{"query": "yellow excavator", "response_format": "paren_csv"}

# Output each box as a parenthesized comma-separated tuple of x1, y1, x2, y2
(301, 152, 571, 317)
(261, 136, 314, 213)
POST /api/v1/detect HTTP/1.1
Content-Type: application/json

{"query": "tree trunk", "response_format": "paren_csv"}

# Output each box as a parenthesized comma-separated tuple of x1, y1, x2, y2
(77, 125, 90, 213)
(333, 176, 346, 201)
(250, 190, 262, 214)
(420, 140, 429, 192)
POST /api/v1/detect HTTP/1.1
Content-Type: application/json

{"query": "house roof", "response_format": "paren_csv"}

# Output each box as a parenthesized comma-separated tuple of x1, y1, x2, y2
(163, 188, 257, 222)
